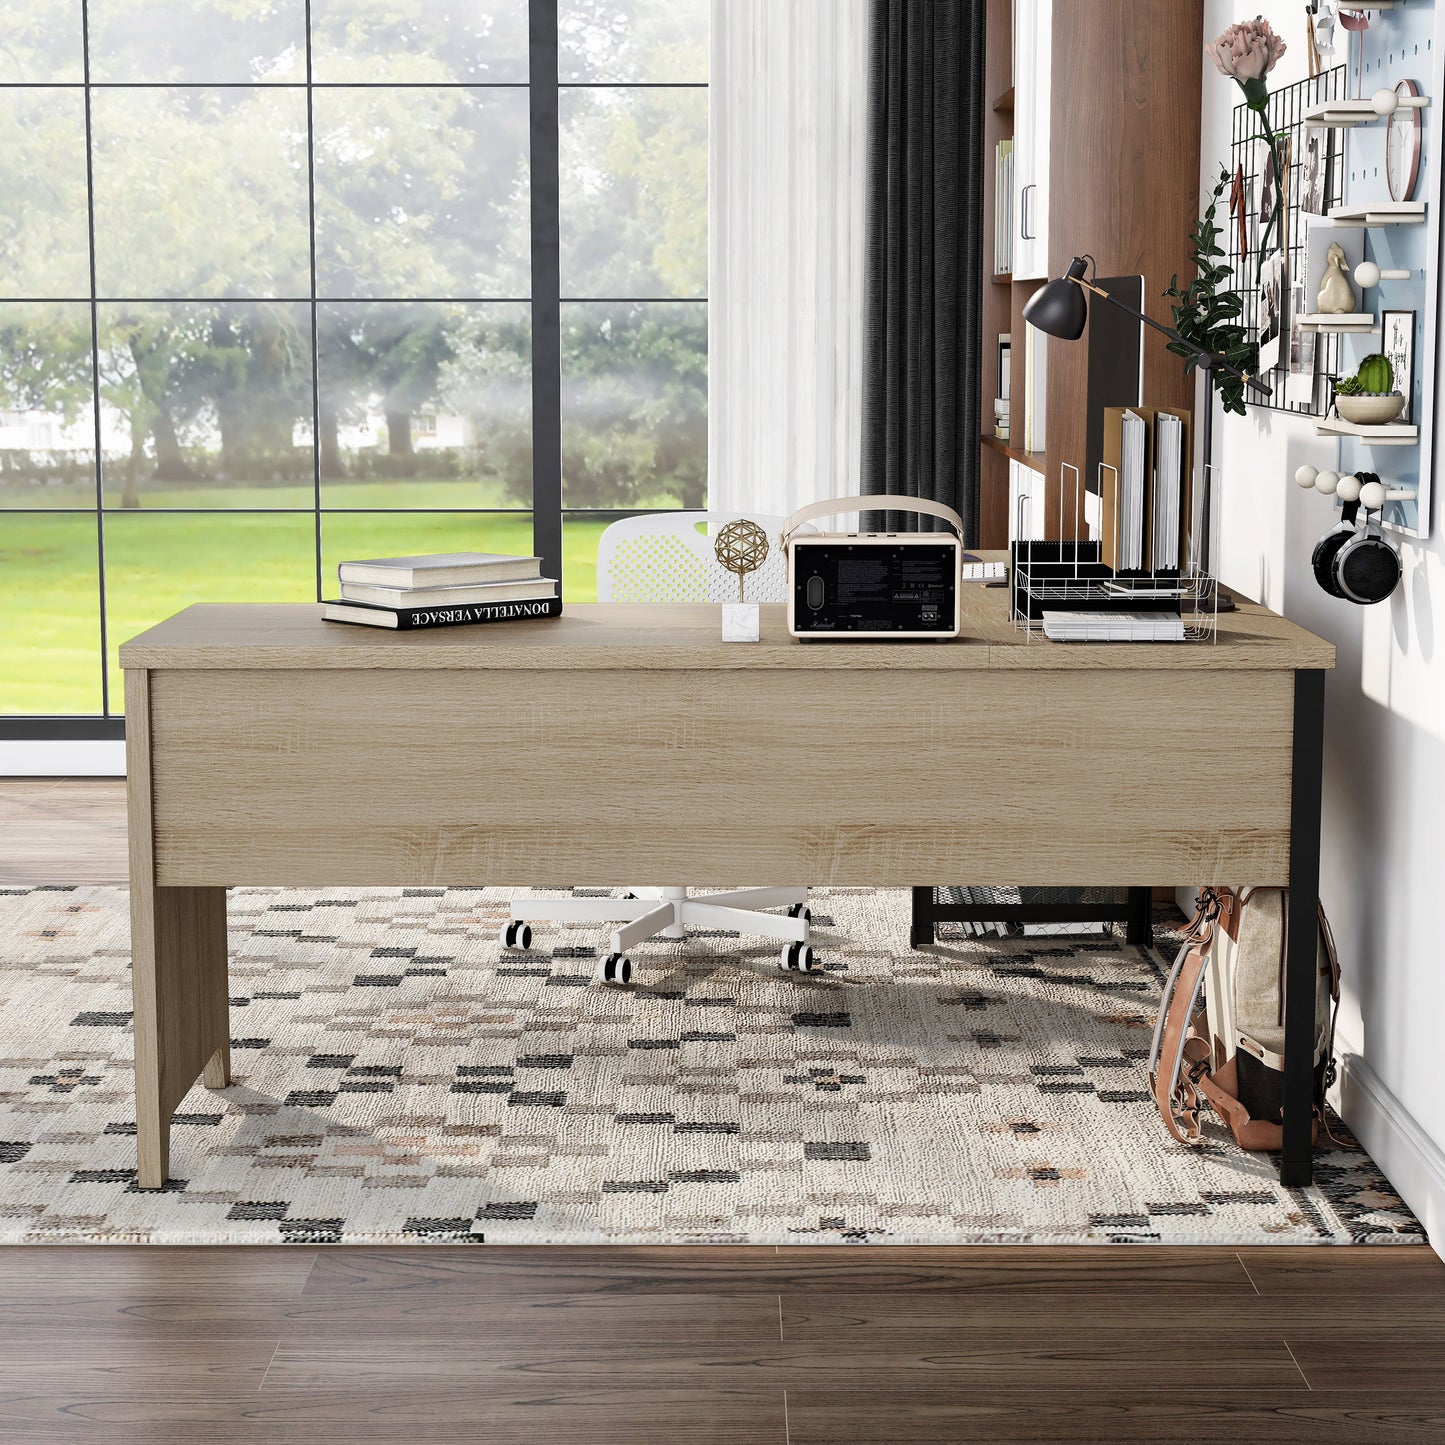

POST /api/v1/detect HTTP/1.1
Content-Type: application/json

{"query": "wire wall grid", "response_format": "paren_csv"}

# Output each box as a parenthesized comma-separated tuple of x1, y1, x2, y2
(1230, 64, 1348, 416)
(1009, 464, 1218, 645)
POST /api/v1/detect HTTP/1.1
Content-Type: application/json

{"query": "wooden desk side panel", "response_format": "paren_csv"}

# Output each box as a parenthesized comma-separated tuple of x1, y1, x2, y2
(148, 668, 1296, 888)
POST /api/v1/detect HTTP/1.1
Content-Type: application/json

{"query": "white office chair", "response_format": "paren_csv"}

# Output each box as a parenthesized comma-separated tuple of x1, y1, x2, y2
(501, 511, 817, 986)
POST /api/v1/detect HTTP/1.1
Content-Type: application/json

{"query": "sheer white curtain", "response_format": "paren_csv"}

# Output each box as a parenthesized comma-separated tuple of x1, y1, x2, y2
(708, 0, 869, 523)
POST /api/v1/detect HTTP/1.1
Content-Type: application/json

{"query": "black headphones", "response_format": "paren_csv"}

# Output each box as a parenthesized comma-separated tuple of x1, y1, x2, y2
(1311, 476, 1402, 605)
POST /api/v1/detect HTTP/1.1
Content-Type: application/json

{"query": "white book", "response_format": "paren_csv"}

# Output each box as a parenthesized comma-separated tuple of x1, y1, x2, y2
(339, 577, 559, 608)
(1120, 410, 1146, 570)
(1153, 412, 1183, 571)
(338, 552, 543, 587)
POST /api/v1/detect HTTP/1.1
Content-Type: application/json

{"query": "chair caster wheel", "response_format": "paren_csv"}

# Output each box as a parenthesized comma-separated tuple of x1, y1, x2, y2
(781, 941, 816, 972)
(598, 953, 633, 986)
(787, 903, 812, 922)
(502, 920, 533, 950)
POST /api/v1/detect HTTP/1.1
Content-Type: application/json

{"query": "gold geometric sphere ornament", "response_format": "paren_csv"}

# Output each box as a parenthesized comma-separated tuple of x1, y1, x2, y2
(714, 517, 769, 601)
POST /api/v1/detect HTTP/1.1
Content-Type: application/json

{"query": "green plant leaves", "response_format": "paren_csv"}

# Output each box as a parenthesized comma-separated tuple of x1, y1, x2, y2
(1163, 165, 1256, 416)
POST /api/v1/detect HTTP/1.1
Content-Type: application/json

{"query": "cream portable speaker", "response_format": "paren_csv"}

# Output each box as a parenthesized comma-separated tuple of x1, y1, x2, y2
(779, 495, 967, 639)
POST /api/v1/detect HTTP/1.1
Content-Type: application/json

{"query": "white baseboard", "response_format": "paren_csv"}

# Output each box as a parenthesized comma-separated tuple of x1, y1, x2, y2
(1332, 1032, 1445, 1260)
(0, 741, 125, 777)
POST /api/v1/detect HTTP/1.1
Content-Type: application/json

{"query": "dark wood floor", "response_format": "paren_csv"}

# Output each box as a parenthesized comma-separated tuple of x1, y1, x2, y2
(2, 779, 1443, 1443)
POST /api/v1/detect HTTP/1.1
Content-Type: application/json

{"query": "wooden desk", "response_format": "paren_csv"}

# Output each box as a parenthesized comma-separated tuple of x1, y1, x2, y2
(121, 592, 1333, 1189)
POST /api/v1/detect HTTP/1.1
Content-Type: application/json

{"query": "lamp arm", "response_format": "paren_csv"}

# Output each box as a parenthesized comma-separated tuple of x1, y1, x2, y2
(1077, 276, 1272, 396)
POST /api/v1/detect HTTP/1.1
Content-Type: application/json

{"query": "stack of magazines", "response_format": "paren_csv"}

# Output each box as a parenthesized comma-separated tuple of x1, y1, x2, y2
(322, 552, 560, 630)
(1041, 610, 1185, 643)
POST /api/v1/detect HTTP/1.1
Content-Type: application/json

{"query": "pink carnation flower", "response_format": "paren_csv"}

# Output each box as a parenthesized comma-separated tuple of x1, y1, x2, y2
(1206, 17, 1287, 83)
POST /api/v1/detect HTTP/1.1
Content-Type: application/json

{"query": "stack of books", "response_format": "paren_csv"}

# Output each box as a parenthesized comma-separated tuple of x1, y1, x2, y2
(322, 552, 560, 630)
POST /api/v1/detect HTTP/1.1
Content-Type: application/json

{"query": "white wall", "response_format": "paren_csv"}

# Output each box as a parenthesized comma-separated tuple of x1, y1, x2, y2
(1202, 0, 1445, 1246)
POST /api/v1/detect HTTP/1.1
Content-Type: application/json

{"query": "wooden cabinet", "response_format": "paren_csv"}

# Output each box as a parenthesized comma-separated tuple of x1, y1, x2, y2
(1008, 458, 1046, 542)
(979, 1, 1202, 550)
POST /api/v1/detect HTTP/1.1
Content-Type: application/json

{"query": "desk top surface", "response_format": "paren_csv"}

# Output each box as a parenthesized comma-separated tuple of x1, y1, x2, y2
(121, 582, 1335, 673)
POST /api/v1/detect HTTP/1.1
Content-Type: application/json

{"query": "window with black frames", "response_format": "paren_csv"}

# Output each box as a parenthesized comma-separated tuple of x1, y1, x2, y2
(0, 0, 706, 732)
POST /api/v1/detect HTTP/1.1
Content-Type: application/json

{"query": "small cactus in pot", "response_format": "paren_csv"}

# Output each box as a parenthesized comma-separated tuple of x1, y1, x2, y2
(1333, 354, 1405, 424)
(1355, 353, 1395, 395)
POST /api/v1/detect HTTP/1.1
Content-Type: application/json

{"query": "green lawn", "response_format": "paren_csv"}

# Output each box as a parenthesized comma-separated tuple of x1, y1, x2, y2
(1, 491, 609, 715)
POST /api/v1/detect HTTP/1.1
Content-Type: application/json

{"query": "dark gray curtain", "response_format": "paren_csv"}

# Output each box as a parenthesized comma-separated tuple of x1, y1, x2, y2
(861, 1, 985, 542)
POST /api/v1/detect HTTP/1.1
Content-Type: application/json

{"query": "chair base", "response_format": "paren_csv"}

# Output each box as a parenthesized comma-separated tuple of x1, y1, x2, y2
(507, 887, 813, 981)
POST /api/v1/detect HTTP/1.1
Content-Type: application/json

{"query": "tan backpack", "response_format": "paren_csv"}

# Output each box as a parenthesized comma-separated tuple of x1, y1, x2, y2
(1148, 887, 1340, 1151)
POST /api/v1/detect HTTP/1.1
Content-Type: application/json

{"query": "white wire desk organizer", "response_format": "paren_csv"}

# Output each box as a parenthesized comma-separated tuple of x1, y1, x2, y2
(1008, 464, 1219, 644)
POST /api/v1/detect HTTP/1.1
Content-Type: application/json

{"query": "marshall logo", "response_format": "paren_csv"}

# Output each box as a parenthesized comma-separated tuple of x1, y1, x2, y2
(414, 601, 555, 625)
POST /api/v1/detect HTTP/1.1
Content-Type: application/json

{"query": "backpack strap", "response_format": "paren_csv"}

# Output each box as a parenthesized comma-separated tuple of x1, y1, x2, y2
(1151, 935, 1214, 1144)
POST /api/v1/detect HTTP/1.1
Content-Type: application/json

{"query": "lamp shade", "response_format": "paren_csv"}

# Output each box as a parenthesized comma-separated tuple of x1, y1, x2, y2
(1021, 257, 1090, 340)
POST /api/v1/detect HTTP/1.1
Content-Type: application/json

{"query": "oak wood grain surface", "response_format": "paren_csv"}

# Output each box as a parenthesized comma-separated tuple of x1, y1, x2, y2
(117, 590, 1335, 672)
(143, 663, 1296, 888)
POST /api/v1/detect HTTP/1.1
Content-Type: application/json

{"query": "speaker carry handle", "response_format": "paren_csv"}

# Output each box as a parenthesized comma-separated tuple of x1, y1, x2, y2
(778, 495, 966, 551)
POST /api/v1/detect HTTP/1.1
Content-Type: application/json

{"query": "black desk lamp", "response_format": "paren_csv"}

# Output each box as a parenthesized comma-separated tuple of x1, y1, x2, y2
(1023, 255, 1271, 592)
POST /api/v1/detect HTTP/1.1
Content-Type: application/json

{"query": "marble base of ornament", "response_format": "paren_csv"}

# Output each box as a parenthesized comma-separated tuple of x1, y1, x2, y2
(722, 602, 760, 642)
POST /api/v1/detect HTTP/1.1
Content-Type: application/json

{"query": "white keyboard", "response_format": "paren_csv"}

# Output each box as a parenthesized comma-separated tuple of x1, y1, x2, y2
(962, 561, 1007, 582)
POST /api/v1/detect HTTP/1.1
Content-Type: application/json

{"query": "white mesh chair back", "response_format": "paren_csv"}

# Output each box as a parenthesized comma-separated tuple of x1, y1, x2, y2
(595, 512, 807, 605)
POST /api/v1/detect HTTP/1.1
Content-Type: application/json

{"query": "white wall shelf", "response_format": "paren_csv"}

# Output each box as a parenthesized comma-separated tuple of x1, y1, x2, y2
(1328, 201, 1428, 227)
(1297, 312, 1377, 333)
(1316, 418, 1419, 445)
(1304, 94, 1428, 129)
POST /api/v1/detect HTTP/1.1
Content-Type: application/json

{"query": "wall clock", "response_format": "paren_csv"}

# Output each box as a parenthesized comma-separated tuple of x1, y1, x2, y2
(1387, 79, 1423, 202)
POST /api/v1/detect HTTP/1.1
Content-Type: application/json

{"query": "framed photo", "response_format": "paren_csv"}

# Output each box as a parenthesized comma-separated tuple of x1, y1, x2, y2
(1381, 309, 1416, 423)
(1286, 280, 1318, 407)
(1299, 129, 1331, 218)
(1258, 250, 1287, 375)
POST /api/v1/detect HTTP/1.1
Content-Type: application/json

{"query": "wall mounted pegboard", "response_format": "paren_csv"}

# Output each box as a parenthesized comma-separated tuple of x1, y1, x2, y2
(1230, 65, 1350, 420)
(1237, 1, 1441, 539)
(1335, 0, 1440, 539)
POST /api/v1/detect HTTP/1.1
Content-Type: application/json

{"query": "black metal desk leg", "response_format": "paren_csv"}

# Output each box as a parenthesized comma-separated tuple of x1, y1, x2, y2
(1125, 887, 1154, 947)
(1281, 669, 1325, 1187)
(910, 887, 935, 948)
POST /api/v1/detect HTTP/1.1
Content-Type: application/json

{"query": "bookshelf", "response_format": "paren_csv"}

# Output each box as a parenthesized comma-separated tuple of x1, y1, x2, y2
(977, 0, 1203, 549)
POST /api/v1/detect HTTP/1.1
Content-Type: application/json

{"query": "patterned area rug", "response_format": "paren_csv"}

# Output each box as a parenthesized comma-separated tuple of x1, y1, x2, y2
(0, 884, 1423, 1246)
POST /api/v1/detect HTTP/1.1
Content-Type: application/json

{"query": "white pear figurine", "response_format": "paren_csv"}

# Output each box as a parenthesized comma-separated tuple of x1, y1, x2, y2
(1317, 242, 1356, 315)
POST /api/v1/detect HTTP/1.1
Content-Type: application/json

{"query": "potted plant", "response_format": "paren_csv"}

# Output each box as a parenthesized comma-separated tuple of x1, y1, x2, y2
(1333, 353, 1406, 425)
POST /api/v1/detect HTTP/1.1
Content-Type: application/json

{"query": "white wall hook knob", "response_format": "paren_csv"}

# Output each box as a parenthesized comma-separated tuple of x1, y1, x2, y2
(1315, 469, 1340, 495)
(1358, 480, 1387, 510)
(1295, 464, 1319, 489)
(1353, 261, 1381, 289)
(1373, 87, 1399, 117)
(1336, 474, 1363, 503)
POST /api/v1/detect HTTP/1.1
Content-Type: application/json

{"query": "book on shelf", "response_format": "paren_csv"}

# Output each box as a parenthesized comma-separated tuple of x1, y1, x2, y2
(338, 577, 559, 608)
(322, 596, 563, 630)
(994, 139, 1013, 274)
(337, 551, 543, 587)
